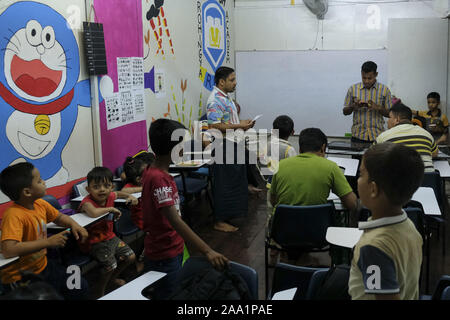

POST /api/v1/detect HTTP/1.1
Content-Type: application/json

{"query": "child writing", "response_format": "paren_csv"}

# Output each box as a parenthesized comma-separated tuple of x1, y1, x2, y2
(78, 166, 138, 298)
(412, 92, 449, 145)
(0, 162, 89, 299)
(349, 142, 424, 300)
(121, 157, 147, 273)
(142, 118, 229, 299)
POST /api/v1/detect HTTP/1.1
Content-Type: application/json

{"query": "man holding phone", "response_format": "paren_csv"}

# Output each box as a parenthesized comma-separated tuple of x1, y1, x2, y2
(343, 61, 392, 144)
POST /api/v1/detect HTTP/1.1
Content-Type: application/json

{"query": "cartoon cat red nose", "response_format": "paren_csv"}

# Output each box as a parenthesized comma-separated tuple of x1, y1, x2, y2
(11, 55, 62, 97)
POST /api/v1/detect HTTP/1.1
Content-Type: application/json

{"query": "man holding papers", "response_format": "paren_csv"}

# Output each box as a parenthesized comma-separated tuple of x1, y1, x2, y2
(206, 66, 261, 232)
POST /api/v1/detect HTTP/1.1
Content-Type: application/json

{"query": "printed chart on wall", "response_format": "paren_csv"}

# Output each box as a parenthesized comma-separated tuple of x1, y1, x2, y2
(105, 57, 146, 130)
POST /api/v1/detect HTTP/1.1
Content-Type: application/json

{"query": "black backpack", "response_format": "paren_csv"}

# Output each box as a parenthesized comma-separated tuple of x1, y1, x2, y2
(313, 264, 351, 300)
(169, 266, 252, 300)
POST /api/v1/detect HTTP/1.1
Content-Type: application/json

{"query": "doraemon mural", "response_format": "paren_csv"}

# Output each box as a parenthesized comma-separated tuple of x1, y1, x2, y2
(0, 1, 91, 192)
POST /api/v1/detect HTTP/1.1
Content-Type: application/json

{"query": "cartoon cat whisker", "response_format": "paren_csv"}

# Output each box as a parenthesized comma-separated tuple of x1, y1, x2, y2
(1, 47, 18, 55)
(8, 28, 21, 47)
(4, 37, 19, 52)
(58, 49, 69, 59)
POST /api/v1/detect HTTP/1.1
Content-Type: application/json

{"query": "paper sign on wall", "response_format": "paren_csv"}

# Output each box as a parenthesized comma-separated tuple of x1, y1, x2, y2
(106, 57, 147, 130)
(155, 68, 166, 99)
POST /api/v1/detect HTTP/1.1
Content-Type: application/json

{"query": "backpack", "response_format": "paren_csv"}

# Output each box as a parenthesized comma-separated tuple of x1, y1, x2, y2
(169, 266, 252, 300)
(313, 264, 351, 300)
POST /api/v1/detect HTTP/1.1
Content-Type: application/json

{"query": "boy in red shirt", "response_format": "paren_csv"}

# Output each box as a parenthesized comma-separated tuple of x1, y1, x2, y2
(79, 166, 138, 298)
(0, 162, 89, 299)
(142, 118, 228, 299)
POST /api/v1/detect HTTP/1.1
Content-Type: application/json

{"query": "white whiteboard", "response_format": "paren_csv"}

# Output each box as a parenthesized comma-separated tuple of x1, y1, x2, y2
(387, 18, 448, 113)
(236, 50, 388, 136)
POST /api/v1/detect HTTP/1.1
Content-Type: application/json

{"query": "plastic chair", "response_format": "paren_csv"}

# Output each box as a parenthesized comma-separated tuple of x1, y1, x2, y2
(441, 286, 450, 300)
(405, 206, 431, 294)
(114, 207, 140, 238)
(268, 263, 328, 300)
(420, 275, 450, 300)
(265, 203, 334, 297)
(42, 194, 62, 210)
(72, 180, 88, 198)
(305, 268, 330, 300)
(421, 171, 446, 256)
(174, 175, 213, 212)
(229, 261, 259, 300)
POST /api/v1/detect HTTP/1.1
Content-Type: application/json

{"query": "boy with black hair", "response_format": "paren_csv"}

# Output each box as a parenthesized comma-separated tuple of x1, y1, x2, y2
(349, 142, 424, 300)
(270, 128, 357, 212)
(0, 162, 89, 299)
(79, 166, 138, 298)
(142, 118, 228, 299)
(260, 115, 297, 176)
(270, 128, 358, 264)
(343, 61, 392, 143)
(412, 92, 449, 145)
(376, 103, 437, 172)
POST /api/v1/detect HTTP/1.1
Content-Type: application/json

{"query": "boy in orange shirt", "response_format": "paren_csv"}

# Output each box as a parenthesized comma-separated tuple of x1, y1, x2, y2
(0, 162, 89, 299)
(79, 166, 138, 298)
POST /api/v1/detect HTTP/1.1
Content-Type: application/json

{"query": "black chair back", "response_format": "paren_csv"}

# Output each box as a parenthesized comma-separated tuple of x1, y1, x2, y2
(42, 194, 62, 210)
(270, 263, 327, 300)
(422, 171, 444, 210)
(270, 203, 334, 250)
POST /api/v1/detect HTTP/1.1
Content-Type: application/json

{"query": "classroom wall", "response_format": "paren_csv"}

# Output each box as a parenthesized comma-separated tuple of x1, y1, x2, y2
(142, 0, 235, 138)
(0, 0, 236, 218)
(235, 0, 446, 51)
(0, 0, 95, 216)
(94, 0, 235, 170)
(234, 0, 449, 124)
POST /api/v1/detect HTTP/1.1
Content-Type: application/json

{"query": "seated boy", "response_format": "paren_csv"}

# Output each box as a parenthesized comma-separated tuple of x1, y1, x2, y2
(0, 162, 89, 299)
(142, 118, 228, 299)
(259, 115, 297, 179)
(78, 166, 138, 298)
(412, 92, 449, 145)
(260, 115, 297, 231)
(349, 142, 424, 300)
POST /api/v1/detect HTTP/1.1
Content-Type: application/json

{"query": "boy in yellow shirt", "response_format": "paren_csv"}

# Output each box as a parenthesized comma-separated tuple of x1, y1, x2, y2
(413, 92, 449, 145)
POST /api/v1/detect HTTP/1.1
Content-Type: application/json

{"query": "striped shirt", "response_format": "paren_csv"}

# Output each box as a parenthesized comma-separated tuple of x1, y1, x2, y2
(375, 123, 437, 172)
(344, 82, 392, 141)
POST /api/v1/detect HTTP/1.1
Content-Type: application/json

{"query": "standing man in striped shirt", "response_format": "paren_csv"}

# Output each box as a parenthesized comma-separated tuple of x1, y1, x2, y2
(343, 61, 392, 144)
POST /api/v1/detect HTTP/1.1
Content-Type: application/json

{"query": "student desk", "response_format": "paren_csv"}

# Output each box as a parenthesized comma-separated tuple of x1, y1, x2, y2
(46, 212, 110, 229)
(433, 160, 450, 178)
(169, 159, 212, 197)
(326, 227, 363, 248)
(326, 156, 359, 177)
(0, 231, 19, 269)
(70, 192, 142, 203)
(98, 270, 166, 300)
(434, 149, 450, 161)
(113, 173, 180, 183)
(327, 140, 368, 158)
(0, 254, 19, 270)
(412, 187, 441, 216)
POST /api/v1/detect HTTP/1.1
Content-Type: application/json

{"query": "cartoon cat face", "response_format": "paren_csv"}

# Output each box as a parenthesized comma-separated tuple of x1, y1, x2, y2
(4, 20, 68, 102)
(0, 2, 80, 105)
